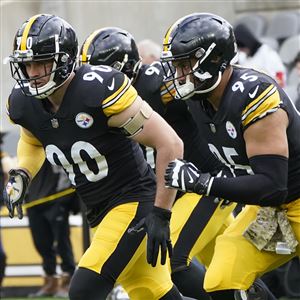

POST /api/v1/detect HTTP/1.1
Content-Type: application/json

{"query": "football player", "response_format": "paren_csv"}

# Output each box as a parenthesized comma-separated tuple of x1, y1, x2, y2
(79, 27, 237, 300)
(3, 14, 186, 300)
(162, 13, 300, 300)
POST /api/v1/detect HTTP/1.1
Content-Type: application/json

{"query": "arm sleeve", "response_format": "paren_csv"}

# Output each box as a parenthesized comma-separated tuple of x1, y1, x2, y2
(209, 154, 288, 206)
(17, 128, 45, 178)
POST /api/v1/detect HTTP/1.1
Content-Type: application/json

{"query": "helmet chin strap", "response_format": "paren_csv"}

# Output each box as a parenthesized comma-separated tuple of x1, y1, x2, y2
(29, 80, 57, 99)
(175, 75, 195, 100)
(194, 71, 222, 94)
(175, 71, 222, 100)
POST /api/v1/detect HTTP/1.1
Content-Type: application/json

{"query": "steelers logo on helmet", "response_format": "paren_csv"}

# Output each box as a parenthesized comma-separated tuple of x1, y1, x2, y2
(161, 13, 238, 100)
(8, 14, 78, 99)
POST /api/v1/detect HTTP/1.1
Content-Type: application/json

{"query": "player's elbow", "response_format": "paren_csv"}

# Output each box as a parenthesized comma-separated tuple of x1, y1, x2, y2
(259, 188, 288, 207)
(171, 134, 184, 159)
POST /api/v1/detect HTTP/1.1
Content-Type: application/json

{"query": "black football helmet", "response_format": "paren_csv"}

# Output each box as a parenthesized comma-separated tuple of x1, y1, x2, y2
(80, 27, 141, 82)
(9, 14, 78, 99)
(161, 13, 238, 100)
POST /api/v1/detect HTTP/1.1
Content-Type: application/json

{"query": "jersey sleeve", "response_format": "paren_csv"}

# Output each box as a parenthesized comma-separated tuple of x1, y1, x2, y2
(102, 72, 138, 117)
(17, 128, 45, 178)
(241, 83, 282, 130)
(160, 81, 176, 104)
(6, 86, 28, 125)
(6, 96, 17, 125)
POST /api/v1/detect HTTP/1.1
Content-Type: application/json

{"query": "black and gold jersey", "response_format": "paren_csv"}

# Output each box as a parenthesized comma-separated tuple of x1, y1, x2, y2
(188, 65, 300, 202)
(134, 62, 213, 172)
(134, 62, 169, 117)
(133, 62, 165, 168)
(7, 64, 156, 225)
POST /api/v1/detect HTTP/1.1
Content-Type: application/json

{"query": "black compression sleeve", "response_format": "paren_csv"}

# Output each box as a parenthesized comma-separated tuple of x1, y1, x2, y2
(209, 155, 288, 206)
(164, 100, 223, 173)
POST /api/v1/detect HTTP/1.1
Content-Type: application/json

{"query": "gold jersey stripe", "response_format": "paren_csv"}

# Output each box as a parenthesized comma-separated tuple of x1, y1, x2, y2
(242, 84, 275, 119)
(242, 87, 280, 127)
(102, 76, 137, 116)
(20, 14, 41, 50)
(81, 28, 108, 64)
(160, 82, 176, 104)
(160, 81, 174, 95)
(24, 188, 75, 209)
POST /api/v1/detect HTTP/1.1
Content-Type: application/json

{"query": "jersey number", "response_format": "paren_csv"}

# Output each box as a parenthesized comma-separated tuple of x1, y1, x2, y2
(83, 65, 113, 84)
(45, 141, 108, 185)
(145, 63, 160, 76)
(232, 73, 258, 93)
(208, 143, 252, 174)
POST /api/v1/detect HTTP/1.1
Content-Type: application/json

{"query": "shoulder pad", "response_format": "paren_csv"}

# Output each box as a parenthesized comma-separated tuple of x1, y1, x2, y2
(136, 63, 164, 94)
(74, 64, 128, 108)
(134, 63, 167, 115)
(7, 85, 31, 123)
(232, 68, 282, 129)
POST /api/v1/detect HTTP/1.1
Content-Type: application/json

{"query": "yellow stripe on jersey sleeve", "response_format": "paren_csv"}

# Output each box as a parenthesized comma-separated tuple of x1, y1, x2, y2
(102, 76, 138, 116)
(242, 85, 280, 128)
(161, 81, 176, 104)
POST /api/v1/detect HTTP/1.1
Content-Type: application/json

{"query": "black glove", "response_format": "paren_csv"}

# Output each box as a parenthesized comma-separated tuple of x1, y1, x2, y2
(165, 159, 212, 194)
(3, 169, 30, 219)
(128, 206, 173, 267)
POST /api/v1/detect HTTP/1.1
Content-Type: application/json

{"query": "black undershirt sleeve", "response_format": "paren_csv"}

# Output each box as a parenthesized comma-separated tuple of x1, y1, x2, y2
(209, 154, 288, 206)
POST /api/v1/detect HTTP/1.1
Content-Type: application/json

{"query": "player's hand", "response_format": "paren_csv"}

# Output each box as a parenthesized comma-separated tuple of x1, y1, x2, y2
(3, 169, 30, 219)
(165, 159, 212, 194)
(128, 206, 172, 267)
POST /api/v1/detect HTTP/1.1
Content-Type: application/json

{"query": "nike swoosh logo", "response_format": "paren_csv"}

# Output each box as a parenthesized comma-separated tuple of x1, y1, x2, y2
(248, 85, 259, 99)
(107, 78, 115, 91)
(187, 171, 194, 183)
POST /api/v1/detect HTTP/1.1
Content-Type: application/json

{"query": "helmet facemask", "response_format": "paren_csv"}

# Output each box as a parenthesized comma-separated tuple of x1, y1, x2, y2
(10, 50, 75, 99)
(162, 43, 228, 100)
(111, 53, 142, 83)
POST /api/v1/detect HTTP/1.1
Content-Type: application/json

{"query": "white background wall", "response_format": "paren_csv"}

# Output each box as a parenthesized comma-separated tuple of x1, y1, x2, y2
(0, 0, 299, 155)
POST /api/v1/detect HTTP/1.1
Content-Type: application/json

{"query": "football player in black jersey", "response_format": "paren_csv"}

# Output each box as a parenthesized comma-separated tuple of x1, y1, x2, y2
(162, 13, 300, 300)
(3, 14, 186, 300)
(79, 27, 238, 300)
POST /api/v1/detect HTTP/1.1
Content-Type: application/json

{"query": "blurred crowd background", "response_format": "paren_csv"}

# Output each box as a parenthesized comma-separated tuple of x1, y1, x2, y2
(1, 0, 300, 156)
